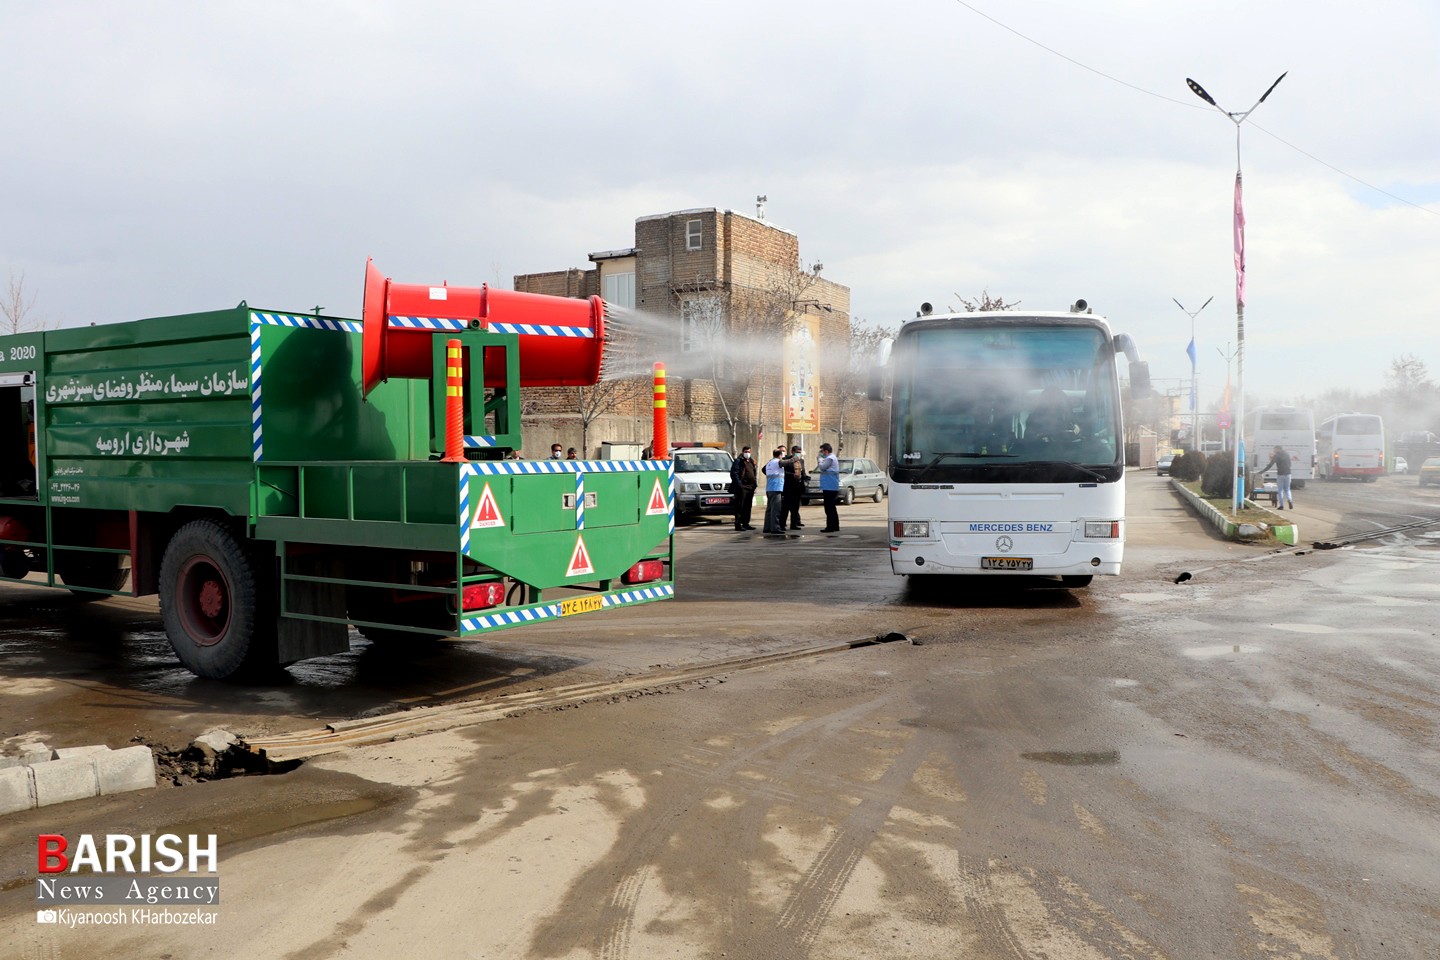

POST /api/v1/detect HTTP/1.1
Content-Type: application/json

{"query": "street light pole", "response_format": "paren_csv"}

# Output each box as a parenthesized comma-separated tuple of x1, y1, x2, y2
(1172, 295, 1213, 453)
(1216, 341, 1236, 450)
(1186, 72, 1286, 513)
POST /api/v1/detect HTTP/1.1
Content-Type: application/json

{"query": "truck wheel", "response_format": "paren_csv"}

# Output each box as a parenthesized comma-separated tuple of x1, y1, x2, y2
(55, 553, 129, 599)
(159, 520, 271, 680)
(842, 487, 855, 506)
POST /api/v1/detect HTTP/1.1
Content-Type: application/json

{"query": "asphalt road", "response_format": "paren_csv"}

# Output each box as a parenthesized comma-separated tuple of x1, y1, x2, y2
(2, 472, 1438, 959)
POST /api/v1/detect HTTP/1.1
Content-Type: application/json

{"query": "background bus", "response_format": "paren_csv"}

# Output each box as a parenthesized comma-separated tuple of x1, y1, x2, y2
(884, 304, 1147, 587)
(1244, 406, 1316, 488)
(1316, 413, 1385, 481)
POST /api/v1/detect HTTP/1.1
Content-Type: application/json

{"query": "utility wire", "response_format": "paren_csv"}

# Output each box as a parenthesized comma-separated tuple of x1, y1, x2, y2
(950, 0, 1440, 219)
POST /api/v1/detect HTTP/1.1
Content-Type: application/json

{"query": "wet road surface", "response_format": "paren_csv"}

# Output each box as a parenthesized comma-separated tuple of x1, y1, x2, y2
(2, 474, 1438, 958)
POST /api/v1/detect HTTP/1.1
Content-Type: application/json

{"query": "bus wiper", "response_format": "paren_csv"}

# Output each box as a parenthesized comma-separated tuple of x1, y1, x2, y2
(1019, 460, 1111, 482)
(911, 451, 1015, 484)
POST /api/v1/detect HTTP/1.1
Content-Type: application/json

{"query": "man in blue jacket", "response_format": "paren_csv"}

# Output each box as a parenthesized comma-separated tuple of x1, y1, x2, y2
(816, 442, 841, 532)
(762, 446, 789, 534)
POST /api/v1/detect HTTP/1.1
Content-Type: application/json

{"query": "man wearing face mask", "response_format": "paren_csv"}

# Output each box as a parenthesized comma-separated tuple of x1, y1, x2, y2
(729, 445, 758, 531)
(762, 446, 792, 535)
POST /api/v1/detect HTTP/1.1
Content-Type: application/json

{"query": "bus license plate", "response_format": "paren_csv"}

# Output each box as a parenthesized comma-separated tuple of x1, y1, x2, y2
(981, 557, 1033, 571)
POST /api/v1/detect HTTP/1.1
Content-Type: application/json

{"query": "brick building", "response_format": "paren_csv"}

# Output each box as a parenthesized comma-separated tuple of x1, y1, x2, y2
(514, 207, 884, 459)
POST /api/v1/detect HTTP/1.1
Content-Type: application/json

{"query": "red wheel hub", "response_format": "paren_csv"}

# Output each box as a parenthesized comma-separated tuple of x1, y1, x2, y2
(197, 579, 225, 619)
(176, 557, 230, 647)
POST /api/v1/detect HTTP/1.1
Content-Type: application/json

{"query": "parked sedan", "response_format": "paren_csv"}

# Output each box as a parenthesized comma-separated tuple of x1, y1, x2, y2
(804, 457, 887, 505)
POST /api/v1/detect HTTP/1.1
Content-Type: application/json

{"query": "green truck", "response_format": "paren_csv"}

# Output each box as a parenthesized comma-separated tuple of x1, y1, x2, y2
(0, 266, 674, 679)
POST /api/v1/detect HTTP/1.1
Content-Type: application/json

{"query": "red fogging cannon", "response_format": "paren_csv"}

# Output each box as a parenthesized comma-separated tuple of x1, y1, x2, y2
(361, 258, 607, 396)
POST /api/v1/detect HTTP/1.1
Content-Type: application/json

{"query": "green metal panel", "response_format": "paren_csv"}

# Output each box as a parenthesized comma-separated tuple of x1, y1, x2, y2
(461, 463, 673, 589)
(38, 308, 255, 514)
(255, 323, 409, 463)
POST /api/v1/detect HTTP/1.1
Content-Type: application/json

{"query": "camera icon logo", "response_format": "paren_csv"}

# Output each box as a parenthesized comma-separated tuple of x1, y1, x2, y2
(36, 909, 58, 924)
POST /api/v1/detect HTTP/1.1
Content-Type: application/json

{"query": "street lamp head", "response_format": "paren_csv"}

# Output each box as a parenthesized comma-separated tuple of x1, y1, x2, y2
(1257, 71, 1288, 104)
(1186, 78, 1217, 106)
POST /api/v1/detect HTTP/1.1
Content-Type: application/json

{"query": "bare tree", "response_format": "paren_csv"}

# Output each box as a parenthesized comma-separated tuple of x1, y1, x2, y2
(2, 271, 44, 334)
(673, 263, 824, 448)
(822, 321, 891, 450)
(953, 290, 1020, 312)
(734, 262, 824, 443)
(571, 329, 651, 454)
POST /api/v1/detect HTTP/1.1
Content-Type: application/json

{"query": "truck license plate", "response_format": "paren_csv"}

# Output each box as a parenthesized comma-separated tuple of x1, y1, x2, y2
(560, 596, 604, 617)
(704, 496, 730, 506)
(981, 557, 1033, 571)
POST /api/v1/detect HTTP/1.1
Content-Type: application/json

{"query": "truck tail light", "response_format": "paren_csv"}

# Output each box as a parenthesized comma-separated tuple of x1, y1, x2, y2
(622, 560, 664, 585)
(462, 582, 506, 610)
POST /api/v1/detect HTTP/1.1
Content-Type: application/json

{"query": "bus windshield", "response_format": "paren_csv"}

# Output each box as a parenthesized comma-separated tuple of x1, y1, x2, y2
(890, 320, 1122, 484)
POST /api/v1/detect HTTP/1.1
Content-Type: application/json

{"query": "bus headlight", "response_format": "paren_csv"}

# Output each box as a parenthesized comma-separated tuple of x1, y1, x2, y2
(893, 521, 930, 539)
(1084, 521, 1121, 539)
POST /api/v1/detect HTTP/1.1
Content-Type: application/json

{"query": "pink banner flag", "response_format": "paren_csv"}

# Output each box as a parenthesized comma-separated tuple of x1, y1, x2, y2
(1233, 172, 1246, 307)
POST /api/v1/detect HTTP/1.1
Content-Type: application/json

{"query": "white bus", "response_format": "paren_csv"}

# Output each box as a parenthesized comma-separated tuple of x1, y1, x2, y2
(1316, 413, 1385, 481)
(1244, 406, 1316, 487)
(884, 305, 1147, 588)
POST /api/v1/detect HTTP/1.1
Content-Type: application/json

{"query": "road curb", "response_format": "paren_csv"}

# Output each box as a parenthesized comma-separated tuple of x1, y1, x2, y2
(1168, 478, 1299, 544)
(0, 745, 156, 817)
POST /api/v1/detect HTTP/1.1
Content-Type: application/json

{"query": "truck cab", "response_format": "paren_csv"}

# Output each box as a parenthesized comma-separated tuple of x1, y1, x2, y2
(672, 447, 735, 520)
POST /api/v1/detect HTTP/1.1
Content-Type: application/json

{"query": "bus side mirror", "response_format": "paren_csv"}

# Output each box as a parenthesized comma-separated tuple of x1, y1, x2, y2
(867, 364, 888, 401)
(1128, 361, 1152, 399)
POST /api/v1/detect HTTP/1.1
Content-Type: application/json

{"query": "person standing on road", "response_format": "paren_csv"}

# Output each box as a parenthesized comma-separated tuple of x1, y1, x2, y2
(1258, 444, 1294, 509)
(730, 445, 758, 531)
(816, 442, 841, 532)
(762, 446, 789, 534)
(782, 444, 808, 531)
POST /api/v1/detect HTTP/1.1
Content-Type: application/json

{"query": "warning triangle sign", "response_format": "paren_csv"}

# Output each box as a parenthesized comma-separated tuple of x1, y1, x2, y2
(567, 534, 595, 577)
(646, 478, 669, 516)
(471, 482, 505, 529)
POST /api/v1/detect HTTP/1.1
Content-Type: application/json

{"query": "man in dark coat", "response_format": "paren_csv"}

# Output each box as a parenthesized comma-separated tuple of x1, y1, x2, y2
(730, 445, 758, 531)
(781, 444, 808, 530)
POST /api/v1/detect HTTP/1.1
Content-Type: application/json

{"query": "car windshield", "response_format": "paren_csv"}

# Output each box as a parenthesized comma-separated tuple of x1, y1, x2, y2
(674, 452, 732, 473)
(840, 459, 855, 472)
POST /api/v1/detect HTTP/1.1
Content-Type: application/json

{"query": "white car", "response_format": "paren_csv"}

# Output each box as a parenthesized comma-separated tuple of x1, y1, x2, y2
(1394, 456, 1409, 475)
(672, 448, 735, 520)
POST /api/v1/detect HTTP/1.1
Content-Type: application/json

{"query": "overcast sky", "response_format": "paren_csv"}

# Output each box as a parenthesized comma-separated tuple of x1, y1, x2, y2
(5, 1, 1438, 407)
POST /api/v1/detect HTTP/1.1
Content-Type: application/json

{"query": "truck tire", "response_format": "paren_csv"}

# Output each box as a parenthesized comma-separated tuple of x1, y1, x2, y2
(159, 520, 272, 680)
(55, 553, 129, 599)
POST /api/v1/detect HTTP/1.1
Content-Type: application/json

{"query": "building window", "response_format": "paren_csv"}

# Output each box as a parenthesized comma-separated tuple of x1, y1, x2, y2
(686, 219, 703, 251)
(603, 272, 635, 309)
(680, 296, 722, 353)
